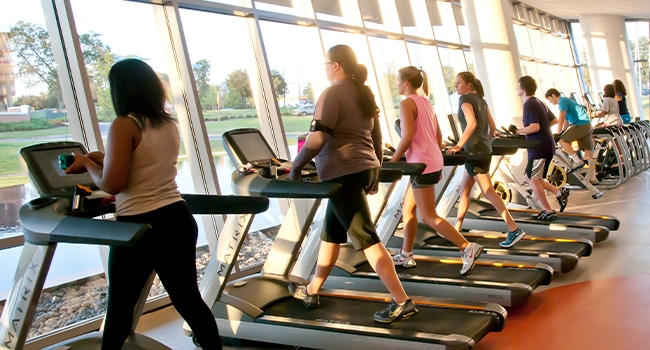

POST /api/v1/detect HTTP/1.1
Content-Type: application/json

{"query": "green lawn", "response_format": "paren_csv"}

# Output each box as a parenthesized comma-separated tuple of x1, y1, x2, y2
(0, 115, 313, 187)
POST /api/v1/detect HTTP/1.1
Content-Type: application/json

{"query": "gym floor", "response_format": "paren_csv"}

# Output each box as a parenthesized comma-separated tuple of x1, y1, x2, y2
(136, 171, 650, 349)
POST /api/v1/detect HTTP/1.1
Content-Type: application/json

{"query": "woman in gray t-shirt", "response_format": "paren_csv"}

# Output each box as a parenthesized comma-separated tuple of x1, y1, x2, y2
(288, 45, 416, 324)
(446, 71, 525, 248)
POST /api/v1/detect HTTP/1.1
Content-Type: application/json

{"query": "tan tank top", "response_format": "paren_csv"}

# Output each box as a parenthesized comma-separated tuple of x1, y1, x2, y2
(115, 116, 182, 216)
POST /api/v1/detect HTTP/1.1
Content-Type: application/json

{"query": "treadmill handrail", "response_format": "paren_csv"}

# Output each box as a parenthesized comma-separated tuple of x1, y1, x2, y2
(181, 194, 269, 215)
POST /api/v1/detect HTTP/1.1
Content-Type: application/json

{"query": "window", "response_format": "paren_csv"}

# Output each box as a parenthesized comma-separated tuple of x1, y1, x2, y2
(258, 20, 324, 159)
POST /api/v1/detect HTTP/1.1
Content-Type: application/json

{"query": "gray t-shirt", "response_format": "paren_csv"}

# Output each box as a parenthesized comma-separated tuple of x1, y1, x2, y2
(313, 80, 380, 181)
(457, 93, 492, 156)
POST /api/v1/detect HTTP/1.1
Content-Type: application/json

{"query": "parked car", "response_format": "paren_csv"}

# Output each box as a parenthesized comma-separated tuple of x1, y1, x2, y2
(292, 103, 315, 116)
(642, 88, 649, 96)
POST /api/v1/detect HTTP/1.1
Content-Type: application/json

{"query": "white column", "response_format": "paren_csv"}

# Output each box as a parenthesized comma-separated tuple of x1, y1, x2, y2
(579, 14, 644, 120)
(462, 0, 524, 127)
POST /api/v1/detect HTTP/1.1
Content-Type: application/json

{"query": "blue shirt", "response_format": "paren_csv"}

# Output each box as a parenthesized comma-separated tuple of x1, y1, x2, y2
(558, 96, 590, 125)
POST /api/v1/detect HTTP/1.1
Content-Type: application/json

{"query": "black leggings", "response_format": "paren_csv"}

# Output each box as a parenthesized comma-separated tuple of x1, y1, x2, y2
(322, 168, 382, 251)
(102, 200, 221, 350)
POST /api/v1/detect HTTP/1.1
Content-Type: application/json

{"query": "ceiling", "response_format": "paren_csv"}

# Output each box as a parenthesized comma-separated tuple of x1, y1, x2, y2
(519, 0, 650, 21)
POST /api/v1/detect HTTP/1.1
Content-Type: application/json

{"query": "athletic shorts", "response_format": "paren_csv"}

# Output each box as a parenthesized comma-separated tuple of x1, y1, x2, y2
(526, 157, 552, 180)
(560, 123, 594, 152)
(411, 170, 442, 189)
(321, 168, 381, 250)
(465, 155, 492, 176)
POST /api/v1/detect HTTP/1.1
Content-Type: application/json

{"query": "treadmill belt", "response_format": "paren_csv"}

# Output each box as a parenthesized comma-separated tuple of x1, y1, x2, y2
(261, 296, 500, 345)
(424, 235, 591, 257)
(479, 208, 619, 230)
(352, 261, 548, 287)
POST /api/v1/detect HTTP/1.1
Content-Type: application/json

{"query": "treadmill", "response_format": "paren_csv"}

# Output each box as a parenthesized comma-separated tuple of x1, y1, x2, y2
(390, 140, 593, 274)
(452, 135, 618, 243)
(0, 141, 269, 350)
(188, 128, 508, 350)
(322, 157, 552, 308)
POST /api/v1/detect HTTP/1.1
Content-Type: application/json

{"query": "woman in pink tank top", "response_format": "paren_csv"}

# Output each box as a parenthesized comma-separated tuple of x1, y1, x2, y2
(389, 66, 482, 275)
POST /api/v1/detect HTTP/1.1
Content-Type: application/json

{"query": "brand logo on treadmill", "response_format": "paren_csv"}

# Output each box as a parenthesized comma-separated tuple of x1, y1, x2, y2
(487, 294, 503, 299)
(469, 310, 495, 316)
(315, 318, 351, 325)
(397, 273, 414, 277)
(217, 214, 250, 278)
(2, 251, 41, 348)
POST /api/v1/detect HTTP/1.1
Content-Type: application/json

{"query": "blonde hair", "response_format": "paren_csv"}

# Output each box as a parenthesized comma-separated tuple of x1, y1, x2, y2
(398, 66, 429, 96)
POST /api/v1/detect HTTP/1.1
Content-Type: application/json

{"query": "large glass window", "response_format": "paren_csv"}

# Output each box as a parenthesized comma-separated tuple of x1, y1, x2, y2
(438, 47, 468, 114)
(258, 20, 324, 159)
(0, 0, 104, 341)
(2, 0, 487, 346)
(627, 21, 649, 119)
(359, 0, 401, 33)
(429, 0, 460, 44)
(254, 0, 314, 17)
(313, 0, 363, 27)
(406, 42, 455, 140)
(367, 36, 410, 142)
(512, 2, 581, 103)
(179, 8, 264, 194)
(397, 0, 434, 38)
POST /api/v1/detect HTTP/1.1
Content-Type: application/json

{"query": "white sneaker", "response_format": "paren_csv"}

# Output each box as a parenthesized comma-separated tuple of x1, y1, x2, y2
(393, 252, 416, 268)
(460, 243, 483, 275)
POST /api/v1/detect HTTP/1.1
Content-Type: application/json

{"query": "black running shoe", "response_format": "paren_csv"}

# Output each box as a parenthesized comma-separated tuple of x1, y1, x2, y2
(288, 282, 320, 309)
(532, 209, 557, 221)
(556, 187, 570, 212)
(373, 299, 418, 323)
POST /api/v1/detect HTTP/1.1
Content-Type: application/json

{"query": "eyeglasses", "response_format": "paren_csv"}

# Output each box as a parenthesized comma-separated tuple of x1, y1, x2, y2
(323, 61, 335, 66)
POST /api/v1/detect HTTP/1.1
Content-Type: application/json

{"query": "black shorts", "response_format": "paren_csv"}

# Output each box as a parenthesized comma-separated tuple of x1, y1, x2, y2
(321, 168, 381, 250)
(465, 155, 492, 176)
(411, 170, 442, 188)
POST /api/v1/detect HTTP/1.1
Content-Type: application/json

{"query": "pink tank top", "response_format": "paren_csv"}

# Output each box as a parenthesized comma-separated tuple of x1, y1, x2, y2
(404, 94, 444, 174)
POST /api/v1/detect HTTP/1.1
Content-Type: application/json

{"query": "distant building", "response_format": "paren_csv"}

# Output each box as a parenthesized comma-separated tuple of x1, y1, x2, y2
(0, 30, 16, 112)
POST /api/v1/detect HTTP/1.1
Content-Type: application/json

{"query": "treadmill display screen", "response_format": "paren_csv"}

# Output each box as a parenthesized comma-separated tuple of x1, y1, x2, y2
(21, 143, 96, 197)
(226, 130, 276, 166)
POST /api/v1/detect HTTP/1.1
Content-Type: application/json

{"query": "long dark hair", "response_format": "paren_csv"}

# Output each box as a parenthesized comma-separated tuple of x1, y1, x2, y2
(398, 66, 429, 96)
(327, 45, 377, 118)
(108, 58, 172, 129)
(457, 71, 485, 98)
(613, 79, 627, 96)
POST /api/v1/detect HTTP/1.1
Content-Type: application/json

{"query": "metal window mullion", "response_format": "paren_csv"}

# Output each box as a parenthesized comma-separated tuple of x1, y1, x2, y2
(244, 12, 289, 160)
(154, 1, 224, 251)
(243, 4, 292, 213)
(41, 0, 103, 152)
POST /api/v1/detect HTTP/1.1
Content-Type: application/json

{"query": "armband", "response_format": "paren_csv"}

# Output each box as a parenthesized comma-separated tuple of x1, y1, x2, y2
(309, 119, 334, 134)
